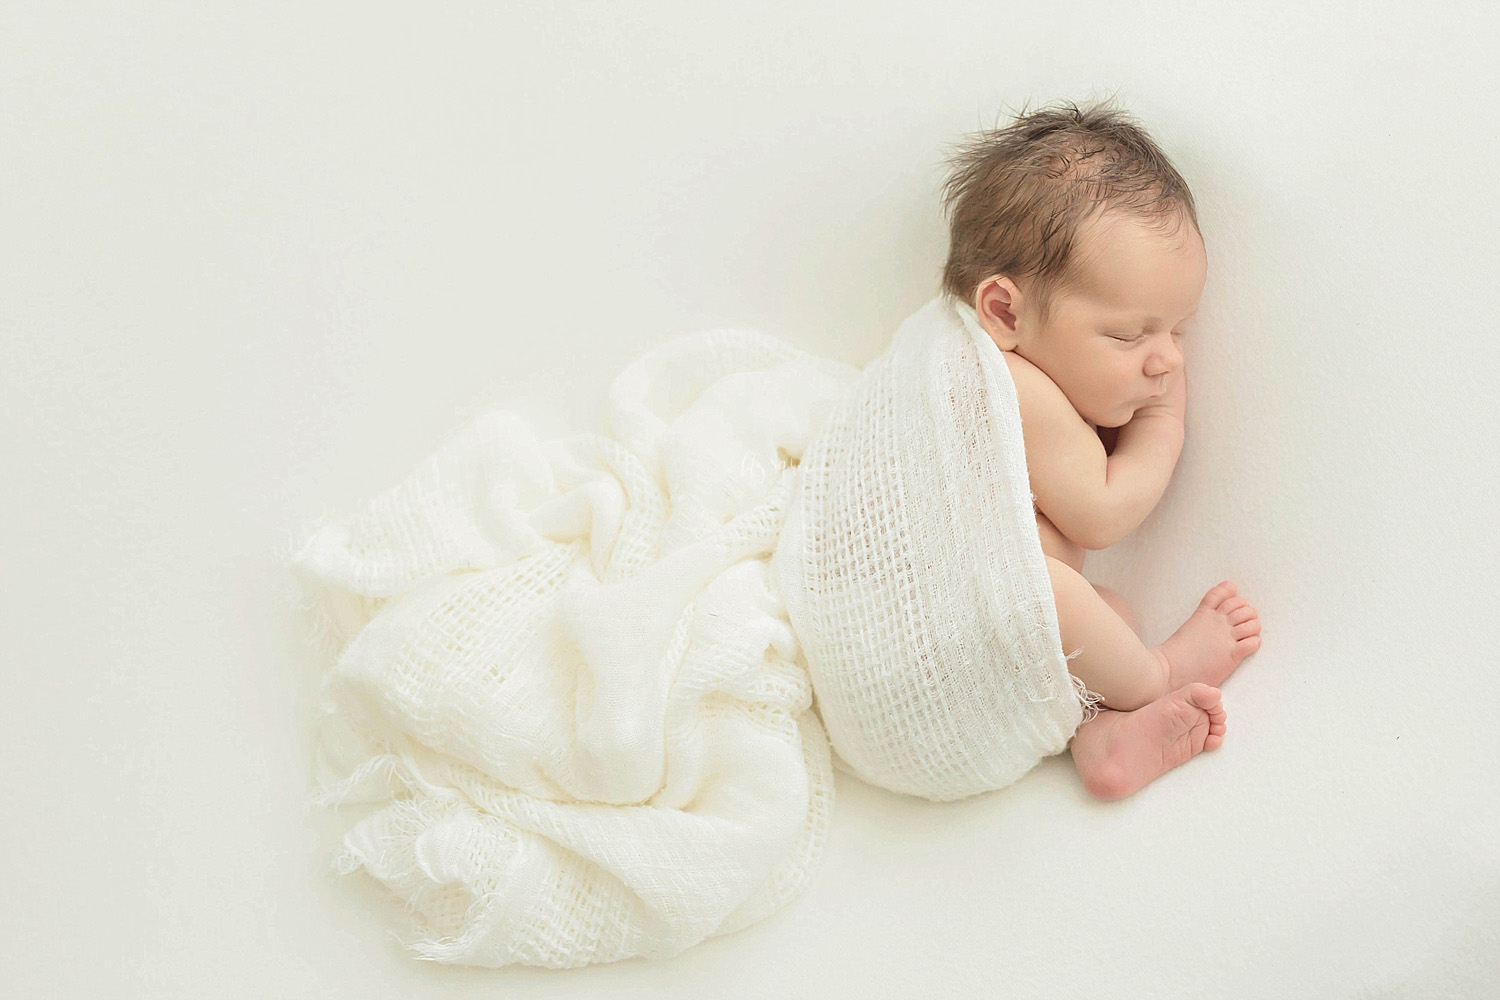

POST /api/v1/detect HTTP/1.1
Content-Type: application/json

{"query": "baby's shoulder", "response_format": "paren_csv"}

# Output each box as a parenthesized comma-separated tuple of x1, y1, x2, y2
(999, 347, 1038, 377)
(999, 349, 1062, 414)
(998, 348, 1098, 465)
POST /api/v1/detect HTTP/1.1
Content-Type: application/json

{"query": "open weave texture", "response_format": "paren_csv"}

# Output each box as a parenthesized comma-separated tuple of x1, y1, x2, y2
(773, 294, 1100, 801)
(288, 294, 1099, 969)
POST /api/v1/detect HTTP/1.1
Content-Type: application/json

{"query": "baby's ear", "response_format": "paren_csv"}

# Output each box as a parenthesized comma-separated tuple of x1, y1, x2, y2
(973, 281, 1023, 350)
(986, 326, 1020, 352)
(977, 313, 1020, 351)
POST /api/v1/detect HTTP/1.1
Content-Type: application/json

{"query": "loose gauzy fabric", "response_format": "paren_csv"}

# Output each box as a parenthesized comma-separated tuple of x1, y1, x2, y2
(287, 293, 1100, 969)
(773, 294, 1101, 802)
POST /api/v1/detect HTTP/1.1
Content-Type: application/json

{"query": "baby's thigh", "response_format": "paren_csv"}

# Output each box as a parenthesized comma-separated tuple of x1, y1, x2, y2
(1036, 510, 1086, 573)
(1042, 554, 1091, 614)
(1043, 557, 1141, 640)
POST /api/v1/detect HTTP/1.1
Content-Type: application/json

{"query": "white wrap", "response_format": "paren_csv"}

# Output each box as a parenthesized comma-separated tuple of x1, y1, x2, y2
(287, 294, 1098, 969)
(774, 295, 1100, 801)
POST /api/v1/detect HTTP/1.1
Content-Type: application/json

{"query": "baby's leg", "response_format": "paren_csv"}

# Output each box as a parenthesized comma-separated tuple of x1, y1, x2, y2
(1092, 583, 1139, 637)
(1046, 557, 1264, 705)
(1044, 556, 1169, 712)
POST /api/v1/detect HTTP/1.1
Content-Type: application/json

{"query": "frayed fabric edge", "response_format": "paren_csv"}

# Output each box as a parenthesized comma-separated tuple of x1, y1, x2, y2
(1065, 650, 1106, 725)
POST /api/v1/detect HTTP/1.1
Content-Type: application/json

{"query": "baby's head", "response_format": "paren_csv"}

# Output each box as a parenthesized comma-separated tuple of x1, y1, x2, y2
(939, 97, 1206, 429)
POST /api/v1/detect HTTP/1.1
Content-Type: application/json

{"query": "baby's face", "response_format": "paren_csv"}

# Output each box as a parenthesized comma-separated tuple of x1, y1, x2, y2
(981, 211, 1207, 429)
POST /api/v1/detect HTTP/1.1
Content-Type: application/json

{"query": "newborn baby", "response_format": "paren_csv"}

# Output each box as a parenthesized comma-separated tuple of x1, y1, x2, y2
(942, 100, 1263, 800)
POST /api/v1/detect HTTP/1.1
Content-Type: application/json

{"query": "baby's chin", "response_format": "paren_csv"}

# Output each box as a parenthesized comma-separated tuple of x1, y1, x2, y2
(1080, 398, 1137, 429)
(1098, 398, 1152, 428)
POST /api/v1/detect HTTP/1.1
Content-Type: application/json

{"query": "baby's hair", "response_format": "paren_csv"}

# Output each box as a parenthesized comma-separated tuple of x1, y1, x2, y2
(938, 95, 1200, 328)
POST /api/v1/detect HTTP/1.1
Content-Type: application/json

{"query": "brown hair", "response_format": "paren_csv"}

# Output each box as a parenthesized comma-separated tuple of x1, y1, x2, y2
(938, 96, 1200, 328)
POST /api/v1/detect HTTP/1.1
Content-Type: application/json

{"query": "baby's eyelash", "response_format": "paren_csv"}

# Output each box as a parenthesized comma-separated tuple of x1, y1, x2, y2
(1111, 330, 1184, 342)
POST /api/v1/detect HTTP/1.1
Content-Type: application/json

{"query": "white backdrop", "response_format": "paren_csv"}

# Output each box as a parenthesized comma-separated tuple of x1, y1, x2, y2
(4, 1, 1498, 996)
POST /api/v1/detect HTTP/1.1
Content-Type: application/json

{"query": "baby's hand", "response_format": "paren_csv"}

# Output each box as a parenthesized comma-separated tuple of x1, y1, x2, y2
(1131, 365, 1186, 425)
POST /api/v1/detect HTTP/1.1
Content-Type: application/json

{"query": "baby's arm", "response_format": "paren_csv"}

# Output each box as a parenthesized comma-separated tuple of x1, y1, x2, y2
(1091, 369, 1186, 549)
(1007, 351, 1185, 553)
(1005, 352, 1111, 550)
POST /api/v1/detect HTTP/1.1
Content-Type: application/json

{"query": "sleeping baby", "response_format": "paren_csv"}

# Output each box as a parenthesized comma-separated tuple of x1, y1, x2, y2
(940, 100, 1263, 800)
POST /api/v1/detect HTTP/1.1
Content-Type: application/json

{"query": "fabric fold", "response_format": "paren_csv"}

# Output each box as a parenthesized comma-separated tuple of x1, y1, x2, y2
(290, 327, 857, 967)
(288, 297, 1096, 968)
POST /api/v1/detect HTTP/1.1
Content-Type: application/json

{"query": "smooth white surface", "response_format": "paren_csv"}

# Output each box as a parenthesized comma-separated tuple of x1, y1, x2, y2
(4, 1, 1498, 996)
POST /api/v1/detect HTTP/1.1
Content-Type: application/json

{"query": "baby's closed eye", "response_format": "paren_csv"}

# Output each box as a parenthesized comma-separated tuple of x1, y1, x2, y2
(1110, 330, 1184, 343)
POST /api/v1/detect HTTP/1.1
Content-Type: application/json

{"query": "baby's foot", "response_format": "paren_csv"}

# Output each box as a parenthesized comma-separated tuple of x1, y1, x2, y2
(1151, 581, 1262, 691)
(1073, 683, 1227, 801)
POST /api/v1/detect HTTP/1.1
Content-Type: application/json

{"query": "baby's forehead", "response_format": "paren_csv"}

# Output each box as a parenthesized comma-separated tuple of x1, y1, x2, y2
(1067, 281, 1138, 316)
(1067, 285, 1196, 327)
(1067, 255, 1203, 323)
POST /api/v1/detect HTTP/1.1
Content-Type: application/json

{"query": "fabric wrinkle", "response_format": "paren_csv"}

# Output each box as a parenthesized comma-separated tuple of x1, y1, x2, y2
(290, 296, 1094, 968)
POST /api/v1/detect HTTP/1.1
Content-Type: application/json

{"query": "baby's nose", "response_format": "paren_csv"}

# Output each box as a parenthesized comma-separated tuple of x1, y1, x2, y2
(1150, 343, 1183, 375)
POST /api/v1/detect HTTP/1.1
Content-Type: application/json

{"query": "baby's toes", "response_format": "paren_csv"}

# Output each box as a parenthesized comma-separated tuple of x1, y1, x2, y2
(1183, 682, 1222, 713)
(1205, 710, 1227, 749)
(1197, 688, 1227, 749)
(1232, 617, 1261, 639)
(1200, 582, 1238, 610)
(1227, 605, 1256, 626)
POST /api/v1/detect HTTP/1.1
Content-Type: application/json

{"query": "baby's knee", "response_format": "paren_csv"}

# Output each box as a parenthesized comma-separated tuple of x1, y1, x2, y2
(1043, 554, 1079, 583)
(1043, 555, 1092, 612)
(1043, 554, 1088, 594)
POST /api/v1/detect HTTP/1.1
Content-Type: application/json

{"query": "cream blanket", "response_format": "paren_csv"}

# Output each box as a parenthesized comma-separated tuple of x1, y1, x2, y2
(288, 294, 1100, 968)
